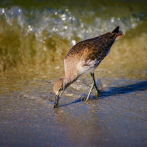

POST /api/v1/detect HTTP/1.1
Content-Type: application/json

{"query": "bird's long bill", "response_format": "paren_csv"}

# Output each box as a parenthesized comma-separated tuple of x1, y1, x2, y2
(54, 95, 60, 108)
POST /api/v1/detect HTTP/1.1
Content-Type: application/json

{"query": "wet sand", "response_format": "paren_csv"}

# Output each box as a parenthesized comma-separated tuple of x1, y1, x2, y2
(0, 70, 147, 147)
(0, 1, 147, 146)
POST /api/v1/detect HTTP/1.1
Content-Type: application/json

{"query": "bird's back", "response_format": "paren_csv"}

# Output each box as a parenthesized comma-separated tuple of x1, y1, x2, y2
(65, 26, 121, 62)
(64, 26, 123, 76)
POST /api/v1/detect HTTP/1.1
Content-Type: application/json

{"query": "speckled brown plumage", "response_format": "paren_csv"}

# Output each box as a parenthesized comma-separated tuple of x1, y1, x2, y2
(65, 26, 120, 62)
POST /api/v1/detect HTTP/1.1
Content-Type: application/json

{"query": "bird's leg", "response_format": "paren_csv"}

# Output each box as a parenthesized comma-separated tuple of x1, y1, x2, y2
(86, 72, 101, 101)
(85, 80, 94, 101)
(85, 72, 100, 101)
(91, 72, 101, 96)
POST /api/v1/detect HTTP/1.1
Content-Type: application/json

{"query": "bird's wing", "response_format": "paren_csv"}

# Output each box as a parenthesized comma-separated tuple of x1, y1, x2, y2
(85, 32, 117, 61)
(65, 32, 117, 61)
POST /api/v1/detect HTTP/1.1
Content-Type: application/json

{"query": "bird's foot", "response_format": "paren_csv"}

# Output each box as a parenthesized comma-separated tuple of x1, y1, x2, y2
(54, 102, 59, 108)
(80, 94, 91, 101)
(85, 93, 91, 102)
(81, 95, 86, 101)
(96, 89, 101, 97)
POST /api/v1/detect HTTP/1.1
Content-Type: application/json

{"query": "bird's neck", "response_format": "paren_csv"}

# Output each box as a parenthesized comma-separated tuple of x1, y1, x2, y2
(62, 73, 79, 90)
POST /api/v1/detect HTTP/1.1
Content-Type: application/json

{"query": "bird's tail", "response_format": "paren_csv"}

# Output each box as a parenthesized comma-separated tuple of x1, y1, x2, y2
(112, 26, 119, 33)
(112, 26, 124, 40)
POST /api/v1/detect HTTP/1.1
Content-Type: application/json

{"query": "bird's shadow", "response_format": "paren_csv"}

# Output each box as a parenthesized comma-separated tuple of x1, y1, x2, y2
(59, 81, 147, 107)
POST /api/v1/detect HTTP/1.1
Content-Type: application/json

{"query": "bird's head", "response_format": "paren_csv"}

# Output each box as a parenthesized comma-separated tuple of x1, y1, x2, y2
(54, 78, 65, 97)
(53, 77, 67, 108)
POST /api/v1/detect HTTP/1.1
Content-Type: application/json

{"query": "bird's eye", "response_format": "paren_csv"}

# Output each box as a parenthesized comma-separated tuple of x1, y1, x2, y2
(58, 87, 63, 92)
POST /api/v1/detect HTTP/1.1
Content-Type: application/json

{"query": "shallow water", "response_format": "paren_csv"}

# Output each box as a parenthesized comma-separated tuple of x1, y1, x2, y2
(0, 0, 147, 147)
(0, 70, 147, 147)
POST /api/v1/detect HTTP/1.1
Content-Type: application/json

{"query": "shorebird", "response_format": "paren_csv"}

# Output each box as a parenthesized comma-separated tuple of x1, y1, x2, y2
(53, 26, 124, 108)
